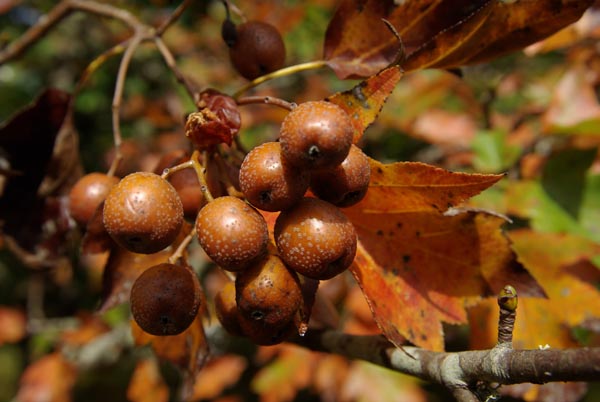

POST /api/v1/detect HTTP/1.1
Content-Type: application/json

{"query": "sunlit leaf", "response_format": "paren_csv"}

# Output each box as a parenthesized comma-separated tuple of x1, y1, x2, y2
(0, 306, 26, 345)
(192, 355, 248, 401)
(127, 358, 169, 402)
(328, 66, 403, 143)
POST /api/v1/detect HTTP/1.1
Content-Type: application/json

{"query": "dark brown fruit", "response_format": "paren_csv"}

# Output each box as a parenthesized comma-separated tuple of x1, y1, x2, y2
(235, 254, 302, 328)
(68, 172, 120, 226)
(279, 101, 354, 170)
(310, 144, 371, 207)
(214, 281, 243, 336)
(228, 21, 286, 80)
(274, 197, 357, 280)
(239, 141, 309, 211)
(103, 172, 184, 254)
(195, 196, 268, 271)
(130, 263, 201, 336)
(237, 314, 296, 346)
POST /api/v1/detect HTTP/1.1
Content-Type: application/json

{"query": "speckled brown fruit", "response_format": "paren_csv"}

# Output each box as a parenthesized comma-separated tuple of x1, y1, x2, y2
(214, 280, 243, 336)
(228, 21, 285, 80)
(310, 144, 371, 207)
(235, 253, 302, 328)
(103, 172, 183, 254)
(130, 263, 201, 336)
(239, 141, 309, 211)
(68, 172, 120, 226)
(195, 196, 268, 271)
(279, 101, 354, 170)
(237, 314, 296, 346)
(274, 197, 357, 280)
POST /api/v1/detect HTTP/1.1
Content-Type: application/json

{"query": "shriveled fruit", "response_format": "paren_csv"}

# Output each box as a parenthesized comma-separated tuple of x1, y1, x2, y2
(214, 280, 243, 336)
(310, 144, 371, 207)
(279, 101, 354, 170)
(130, 263, 201, 336)
(68, 172, 119, 226)
(236, 254, 302, 327)
(195, 196, 268, 271)
(274, 197, 357, 280)
(239, 141, 309, 211)
(103, 172, 183, 254)
(227, 20, 286, 80)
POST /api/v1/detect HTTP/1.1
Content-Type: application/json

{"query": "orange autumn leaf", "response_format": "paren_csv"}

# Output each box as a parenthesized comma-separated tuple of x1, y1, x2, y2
(131, 313, 209, 397)
(192, 355, 248, 401)
(324, 0, 593, 78)
(127, 358, 169, 402)
(328, 66, 403, 144)
(16, 353, 77, 402)
(60, 314, 111, 346)
(344, 160, 509, 350)
(509, 230, 600, 328)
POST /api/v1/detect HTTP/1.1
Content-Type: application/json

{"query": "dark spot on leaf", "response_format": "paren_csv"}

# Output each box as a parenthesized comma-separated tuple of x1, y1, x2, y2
(376, 229, 384, 236)
(403, 255, 411, 263)
(415, 231, 421, 237)
(396, 222, 403, 229)
(377, 167, 383, 174)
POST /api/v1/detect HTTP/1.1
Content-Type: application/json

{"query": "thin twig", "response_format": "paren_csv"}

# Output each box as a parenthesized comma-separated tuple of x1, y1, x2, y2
(156, 0, 192, 36)
(168, 228, 196, 264)
(154, 36, 198, 102)
(237, 95, 296, 111)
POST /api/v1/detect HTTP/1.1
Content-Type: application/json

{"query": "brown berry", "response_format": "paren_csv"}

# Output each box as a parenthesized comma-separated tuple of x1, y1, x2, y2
(68, 172, 119, 226)
(237, 314, 296, 346)
(228, 21, 286, 80)
(310, 144, 371, 207)
(279, 101, 354, 170)
(274, 197, 357, 280)
(195, 196, 268, 271)
(214, 280, 243, 336)
(130, 263, 201, 336)
(235, 254, 302, 328)
(103, 172, 184, 254)
(239, 141, 309, 211)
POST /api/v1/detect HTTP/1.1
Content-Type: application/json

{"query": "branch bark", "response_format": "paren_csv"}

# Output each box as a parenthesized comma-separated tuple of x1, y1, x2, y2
(293, 330, 600, 399)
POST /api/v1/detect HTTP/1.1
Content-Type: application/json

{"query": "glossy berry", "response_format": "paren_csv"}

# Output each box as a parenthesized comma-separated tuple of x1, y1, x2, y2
(274, 197, 357, 280)
(130, 263, 201, 336)
(237, 314, 296, 346)
(235, 254, 302, 328)
(214, 280, 243, 336)
(68, 172, 119, 226)
(228, 20, 285, 80)
(239, 141, 309, 211)
(195, 196, 268, 271)
(310, 144, 371, 207)
(279, 101, 354, 170)
(103, 172, 183, 254)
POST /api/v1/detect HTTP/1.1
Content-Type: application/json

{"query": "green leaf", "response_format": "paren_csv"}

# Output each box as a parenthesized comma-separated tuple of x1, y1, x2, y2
(580, 174, 600, 243)
(541, 148, 596, 219)
(472, 129, 521, 173)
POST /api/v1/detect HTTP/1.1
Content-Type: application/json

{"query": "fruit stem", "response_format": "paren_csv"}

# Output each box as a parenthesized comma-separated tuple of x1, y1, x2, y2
(233, 60, 329, 98)
(168, 227, 196, 264)
(160, 160, 195, 179)
(191, 150, 215, 203)
(237, 95, 296, 111)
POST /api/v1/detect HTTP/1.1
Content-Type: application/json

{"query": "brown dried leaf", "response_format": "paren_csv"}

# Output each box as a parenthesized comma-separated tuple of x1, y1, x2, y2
(127, 358, 169, 402)
(16, 353, 77, 402)
(0, 306, 26, 345)
(191, 355, 248, 401)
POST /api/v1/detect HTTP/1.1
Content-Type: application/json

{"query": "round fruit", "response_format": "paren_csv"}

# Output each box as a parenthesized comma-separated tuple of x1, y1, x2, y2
(239, 141, 309, 211)
(235, 254, 302, 328)
(103, 172, 184, 254)
(237, 313, 296, 346)
(130, 263, 201, 336)
(228, 20, 285, 80)
(195, 196, 268, 271)
(214, 280, 243, 336)
(310, 144, 371, 207)
(274, 197, 357, 280)
(69, 172, 120, 226)
(279, 101, 354, 170)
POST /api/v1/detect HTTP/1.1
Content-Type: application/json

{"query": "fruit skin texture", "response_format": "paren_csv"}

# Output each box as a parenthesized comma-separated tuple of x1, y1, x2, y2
(68, 172, 120, 226)
(195, 196, 269, 271)
(239, 141, 309, 212)
(279, 101, 354, 170)
(130, 263, 201, 336)
(274, 197, 357, 280)
(228, 21, 285, 80)
(103, 172, 184, 254)
(310, 144, 371, 207)
(235, 253, 302, 329)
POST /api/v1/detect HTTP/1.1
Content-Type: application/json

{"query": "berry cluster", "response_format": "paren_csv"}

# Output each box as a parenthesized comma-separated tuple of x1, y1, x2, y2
(66, 15, 370, 342)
